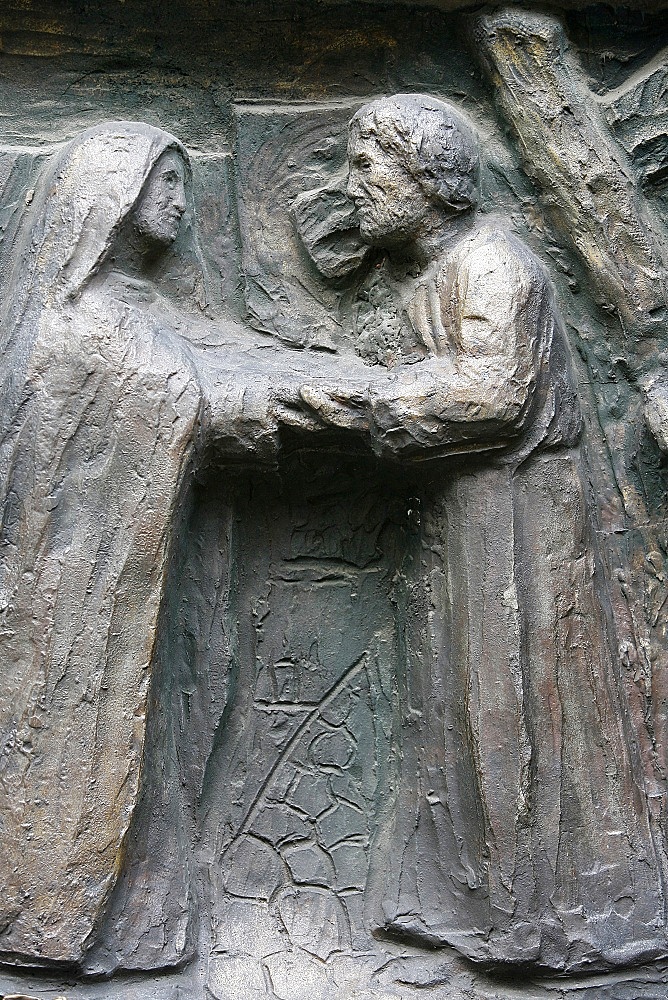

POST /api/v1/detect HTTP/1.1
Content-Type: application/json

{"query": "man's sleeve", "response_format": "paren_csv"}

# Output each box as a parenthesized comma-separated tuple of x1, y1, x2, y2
(368, 234, 543, 457)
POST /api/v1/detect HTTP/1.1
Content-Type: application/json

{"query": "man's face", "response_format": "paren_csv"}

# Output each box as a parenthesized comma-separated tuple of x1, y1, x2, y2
(133, 149, 187, 248)
(346, 131, 431, 246)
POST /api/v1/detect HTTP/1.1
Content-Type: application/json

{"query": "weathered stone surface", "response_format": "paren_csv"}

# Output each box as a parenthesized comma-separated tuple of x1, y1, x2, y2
(3, 2, 668, 998)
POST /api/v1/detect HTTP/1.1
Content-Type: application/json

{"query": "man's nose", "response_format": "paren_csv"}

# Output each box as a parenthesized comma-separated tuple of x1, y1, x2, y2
(346, 171, 361, 200)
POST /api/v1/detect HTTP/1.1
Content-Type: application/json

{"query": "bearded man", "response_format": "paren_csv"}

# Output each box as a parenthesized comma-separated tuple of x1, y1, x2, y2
(301, 94, 668, 972)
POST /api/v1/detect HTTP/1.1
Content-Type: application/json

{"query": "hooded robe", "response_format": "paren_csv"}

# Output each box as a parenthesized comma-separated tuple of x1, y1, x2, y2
(0, 122, 206, 965)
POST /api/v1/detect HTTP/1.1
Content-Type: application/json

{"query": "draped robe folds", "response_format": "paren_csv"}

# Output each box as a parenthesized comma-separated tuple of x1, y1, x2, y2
(0, 123, 285, 966)
(0, 122, 376, 969)
(0, 270, 208, 963)
(2, 118, 667, 976)
(360, 226, 668, 971)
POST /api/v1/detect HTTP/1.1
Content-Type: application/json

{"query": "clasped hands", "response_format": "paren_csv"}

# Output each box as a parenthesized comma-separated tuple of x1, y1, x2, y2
(269, 380, 371, 434)
(267, 364, 433, 444)
(264, 365, 428, 441)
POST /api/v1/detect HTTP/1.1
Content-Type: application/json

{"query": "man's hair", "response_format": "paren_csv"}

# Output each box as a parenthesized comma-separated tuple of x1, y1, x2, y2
(349, 94, 479, 213)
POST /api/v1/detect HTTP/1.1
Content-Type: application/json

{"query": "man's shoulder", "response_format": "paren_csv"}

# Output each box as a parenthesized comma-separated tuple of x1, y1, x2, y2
(444, 221, 549, 293)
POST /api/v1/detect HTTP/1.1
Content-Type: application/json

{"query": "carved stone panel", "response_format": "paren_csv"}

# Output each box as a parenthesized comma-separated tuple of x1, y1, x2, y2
(2, 3, 668, 1000)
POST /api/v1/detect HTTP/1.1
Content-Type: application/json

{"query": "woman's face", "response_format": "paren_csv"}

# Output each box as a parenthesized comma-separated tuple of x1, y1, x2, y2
(132, 149, 187, 248)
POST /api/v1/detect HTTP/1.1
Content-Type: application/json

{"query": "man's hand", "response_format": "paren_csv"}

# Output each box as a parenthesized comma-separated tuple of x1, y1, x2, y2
(267, 381, 329, 433)
(299, 384, 370, 431)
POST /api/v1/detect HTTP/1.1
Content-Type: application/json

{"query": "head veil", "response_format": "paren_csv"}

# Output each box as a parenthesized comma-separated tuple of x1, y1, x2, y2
(0, 120, 190, 504)
(4, 121, 189, 325)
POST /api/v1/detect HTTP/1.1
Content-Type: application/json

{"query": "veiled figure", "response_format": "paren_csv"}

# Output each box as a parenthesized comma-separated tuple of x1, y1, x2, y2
(0, 118, 375, 972)
(0, 122, 222, 965)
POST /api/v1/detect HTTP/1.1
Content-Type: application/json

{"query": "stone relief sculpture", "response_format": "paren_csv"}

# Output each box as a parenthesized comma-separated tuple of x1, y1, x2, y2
(2, 5, 668, 1000)
(297, 93, 668, 971)
(0, 121, 207, 964)
(0, 120, 359, 969)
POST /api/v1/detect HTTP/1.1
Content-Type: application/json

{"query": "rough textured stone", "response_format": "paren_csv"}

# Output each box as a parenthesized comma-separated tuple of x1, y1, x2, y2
(2, 2, 668, 999)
